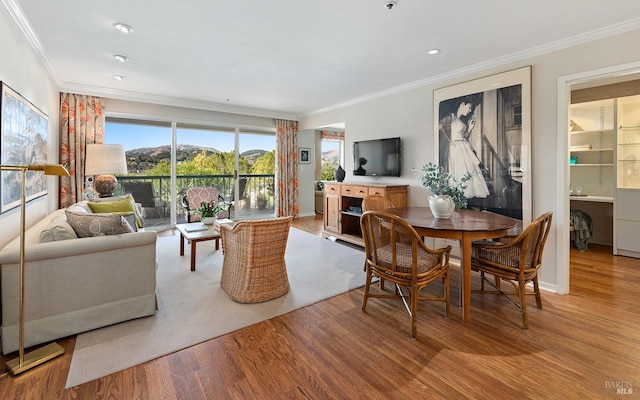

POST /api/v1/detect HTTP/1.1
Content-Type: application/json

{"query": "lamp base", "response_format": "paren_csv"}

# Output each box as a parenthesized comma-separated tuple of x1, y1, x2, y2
(94, 174, 117, 198)
(7, 342, 64, 375)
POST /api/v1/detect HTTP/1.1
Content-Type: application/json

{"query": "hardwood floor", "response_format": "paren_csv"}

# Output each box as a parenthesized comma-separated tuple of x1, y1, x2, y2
(1, 213, 639, 399)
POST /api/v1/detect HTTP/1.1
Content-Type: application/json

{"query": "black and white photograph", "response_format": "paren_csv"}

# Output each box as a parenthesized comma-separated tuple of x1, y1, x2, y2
(299, 147, 310, 164)
(434, 67, 531, 223)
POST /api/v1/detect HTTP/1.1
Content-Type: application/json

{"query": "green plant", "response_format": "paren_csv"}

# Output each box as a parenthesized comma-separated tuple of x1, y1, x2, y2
(197, 201, 225, 218)
(413, 162, 471, 209)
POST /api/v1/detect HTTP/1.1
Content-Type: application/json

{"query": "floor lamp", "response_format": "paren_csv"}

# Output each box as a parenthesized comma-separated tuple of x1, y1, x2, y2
(0, 163, 69, 375)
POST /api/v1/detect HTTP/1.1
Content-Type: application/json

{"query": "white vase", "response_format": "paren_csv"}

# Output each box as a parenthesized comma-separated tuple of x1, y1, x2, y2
(202, 217, 215, 225)
(429, 195, 455, 219)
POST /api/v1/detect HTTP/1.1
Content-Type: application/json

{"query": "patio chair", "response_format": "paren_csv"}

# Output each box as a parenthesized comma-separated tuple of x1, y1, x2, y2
(181, 187, 225, 223)
(360, 210, 452, 339)
(122, 182, 162, 218)
(223, 178, 247, 218)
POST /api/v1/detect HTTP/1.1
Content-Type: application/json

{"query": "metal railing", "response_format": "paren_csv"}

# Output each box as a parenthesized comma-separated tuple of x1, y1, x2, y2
(114, 174, 275, 221)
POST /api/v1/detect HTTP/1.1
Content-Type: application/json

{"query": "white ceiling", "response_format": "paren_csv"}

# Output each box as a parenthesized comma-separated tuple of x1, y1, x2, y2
(6, 0, 640, 117)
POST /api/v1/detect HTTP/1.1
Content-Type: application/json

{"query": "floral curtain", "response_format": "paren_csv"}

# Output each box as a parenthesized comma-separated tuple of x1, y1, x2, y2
(59, 93, 105, 208)
(275, 119, 299, 217)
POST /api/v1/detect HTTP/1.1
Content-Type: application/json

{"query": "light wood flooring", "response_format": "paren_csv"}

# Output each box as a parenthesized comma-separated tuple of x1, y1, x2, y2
(1, 213, 639, 399)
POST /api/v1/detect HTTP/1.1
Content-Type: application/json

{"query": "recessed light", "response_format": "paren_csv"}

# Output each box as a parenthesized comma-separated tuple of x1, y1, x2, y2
(114, 23, 134, 33)
(428, 49, 440, 55)
(113, 75, 125, 81)
(114, 55, 130, 63)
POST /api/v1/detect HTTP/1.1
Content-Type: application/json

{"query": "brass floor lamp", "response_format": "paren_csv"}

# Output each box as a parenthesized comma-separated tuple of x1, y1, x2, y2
(0, 164, 69, 375)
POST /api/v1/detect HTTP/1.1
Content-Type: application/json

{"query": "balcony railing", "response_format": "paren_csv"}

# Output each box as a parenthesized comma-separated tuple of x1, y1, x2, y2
(113, 174, 275, 225)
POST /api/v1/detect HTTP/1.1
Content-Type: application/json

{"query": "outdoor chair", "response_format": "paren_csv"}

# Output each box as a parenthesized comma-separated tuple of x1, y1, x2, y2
(360, 210, 452, 339)
(471, 211, 553, 330)
(223, 178, 247, 218)
(220, 216, 293, 303)
(122, 181, 162, 218)
(181, 187, 226, 223)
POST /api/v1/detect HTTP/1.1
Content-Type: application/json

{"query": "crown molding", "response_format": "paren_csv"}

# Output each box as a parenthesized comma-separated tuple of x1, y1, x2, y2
(60, 82, 300, 121)
(305, 17, 640, 116)
(2, 0, 62, 85)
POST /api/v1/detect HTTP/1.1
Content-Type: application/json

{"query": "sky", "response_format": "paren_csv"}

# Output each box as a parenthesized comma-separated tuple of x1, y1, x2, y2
(105, 122, 276, 153)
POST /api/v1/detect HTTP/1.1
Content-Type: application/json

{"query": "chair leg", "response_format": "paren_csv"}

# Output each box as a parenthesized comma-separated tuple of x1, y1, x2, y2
(444, 270, 450, 318)
(411, 285, 418, 339)
(362, 269, 372, 311)
(533, 275, 543, 309)
(518, 279, 529, 330)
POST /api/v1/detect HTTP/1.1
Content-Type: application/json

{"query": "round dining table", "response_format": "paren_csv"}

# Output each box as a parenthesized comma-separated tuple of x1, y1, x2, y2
(385, 207, 517, 321)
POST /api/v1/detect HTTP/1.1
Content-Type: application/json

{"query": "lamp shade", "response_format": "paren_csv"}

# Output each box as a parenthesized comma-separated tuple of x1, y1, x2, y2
(85, 144, 128, 175)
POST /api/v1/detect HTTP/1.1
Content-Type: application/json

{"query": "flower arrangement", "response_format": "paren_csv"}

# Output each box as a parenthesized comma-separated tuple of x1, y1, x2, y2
(197, 201, 226, 218)
(413, 162, 471, 209)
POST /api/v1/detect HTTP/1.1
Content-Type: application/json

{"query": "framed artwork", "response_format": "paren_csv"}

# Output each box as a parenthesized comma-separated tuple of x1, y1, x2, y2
(433, 66, 531, 224)
(1, 82, 49, 213)
(299, 147, 311, 164)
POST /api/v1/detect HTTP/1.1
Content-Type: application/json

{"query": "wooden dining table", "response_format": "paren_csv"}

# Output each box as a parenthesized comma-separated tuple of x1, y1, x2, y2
(385, 207, 517, 322)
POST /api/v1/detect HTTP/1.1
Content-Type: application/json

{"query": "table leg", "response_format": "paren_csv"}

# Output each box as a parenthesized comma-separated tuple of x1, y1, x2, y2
(179, 233, 185, 256)
(215, 238, 219, 250)
(460, 235, 472, 322)
(190, 240, 197, 271)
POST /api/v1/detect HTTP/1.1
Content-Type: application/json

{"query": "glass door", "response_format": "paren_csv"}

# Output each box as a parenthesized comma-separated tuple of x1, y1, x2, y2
(237, 130, 276, 220)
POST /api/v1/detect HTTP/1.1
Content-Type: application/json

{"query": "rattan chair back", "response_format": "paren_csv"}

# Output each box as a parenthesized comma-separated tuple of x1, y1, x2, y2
(220, 216, 293, 303)
(361, 194, 394, 212)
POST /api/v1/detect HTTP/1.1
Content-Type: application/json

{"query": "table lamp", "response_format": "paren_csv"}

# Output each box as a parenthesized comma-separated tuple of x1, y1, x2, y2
(84, 144, 128, 197)
(0, 163, 70, 375)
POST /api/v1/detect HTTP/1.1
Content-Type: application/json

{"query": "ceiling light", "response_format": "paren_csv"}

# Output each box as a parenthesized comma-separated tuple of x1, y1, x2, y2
(113, 55, 130, 63)
(428, 49, 440, 55)
(114, 23, 134, 33)
(113, 75, 125, 81)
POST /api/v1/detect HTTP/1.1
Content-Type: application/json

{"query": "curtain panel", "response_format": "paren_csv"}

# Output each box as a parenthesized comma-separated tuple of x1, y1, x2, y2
(275, 119, 299, 217)
(59, 93, 105, 208)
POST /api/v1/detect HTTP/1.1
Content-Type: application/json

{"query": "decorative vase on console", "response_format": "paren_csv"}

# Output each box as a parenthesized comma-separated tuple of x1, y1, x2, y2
(412, 162, 470, 220)
(334, 166, 345, 182)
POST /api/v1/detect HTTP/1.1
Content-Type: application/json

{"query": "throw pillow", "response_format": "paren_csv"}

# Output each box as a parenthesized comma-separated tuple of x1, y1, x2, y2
(65, 210, 135, 237)
(87, 194, 144, 228)
(39, 216, 78, 242)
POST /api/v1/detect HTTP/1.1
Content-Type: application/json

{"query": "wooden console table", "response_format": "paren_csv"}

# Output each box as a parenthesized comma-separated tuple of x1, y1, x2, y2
(321, 182, 408, 246)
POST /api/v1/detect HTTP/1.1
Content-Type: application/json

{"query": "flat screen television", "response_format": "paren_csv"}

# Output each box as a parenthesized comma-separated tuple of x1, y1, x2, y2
(352, 137, 401, 177)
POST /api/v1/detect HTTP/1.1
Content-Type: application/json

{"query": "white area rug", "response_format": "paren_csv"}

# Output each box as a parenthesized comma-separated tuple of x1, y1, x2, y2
(65, 227, 365, 388)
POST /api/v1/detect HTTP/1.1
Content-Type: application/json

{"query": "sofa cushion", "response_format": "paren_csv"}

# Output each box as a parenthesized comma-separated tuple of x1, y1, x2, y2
(65, 210, 135, 237)
(39, 216, 78, 243)
(88, 195, 144, 228)
(67, 202, 92, 214)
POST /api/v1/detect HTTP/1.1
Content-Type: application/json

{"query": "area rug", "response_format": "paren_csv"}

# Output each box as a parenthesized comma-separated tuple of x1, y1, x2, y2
(65, 227, 365, 388)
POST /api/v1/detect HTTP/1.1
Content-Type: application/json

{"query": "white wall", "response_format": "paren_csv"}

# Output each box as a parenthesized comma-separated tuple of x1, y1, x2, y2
(297, 129, 315, 217)
(299, 29, 640, 292)
(0, 6, 61, 250)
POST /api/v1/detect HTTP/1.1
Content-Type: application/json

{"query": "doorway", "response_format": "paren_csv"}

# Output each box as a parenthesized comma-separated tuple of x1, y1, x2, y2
(556, 62, 640, 294)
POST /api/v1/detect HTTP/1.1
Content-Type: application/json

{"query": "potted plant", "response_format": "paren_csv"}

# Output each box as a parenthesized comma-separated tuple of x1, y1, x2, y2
(197, 201, 227, 224)
(413, 162, 471, 219)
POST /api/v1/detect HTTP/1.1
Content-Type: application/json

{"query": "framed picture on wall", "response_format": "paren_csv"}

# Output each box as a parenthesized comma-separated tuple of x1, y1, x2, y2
(433, 66, 532, 225)
(0, 82, 49, 213)
(299, 147, 311, 164)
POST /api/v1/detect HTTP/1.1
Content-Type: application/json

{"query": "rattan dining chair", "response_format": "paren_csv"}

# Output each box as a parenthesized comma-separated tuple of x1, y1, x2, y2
(361, 194, 394, 212)
(360, 210, 452, 339)
(471, 211, 553, 330)
(220, 216, 293, 303)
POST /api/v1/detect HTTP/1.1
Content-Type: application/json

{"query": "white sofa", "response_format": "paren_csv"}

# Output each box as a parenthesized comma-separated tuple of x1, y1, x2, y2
(0, 201, 157, 354)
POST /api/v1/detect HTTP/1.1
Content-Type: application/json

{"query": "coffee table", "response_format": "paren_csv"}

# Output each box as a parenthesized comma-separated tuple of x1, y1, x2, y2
(174, 222, 221, 271)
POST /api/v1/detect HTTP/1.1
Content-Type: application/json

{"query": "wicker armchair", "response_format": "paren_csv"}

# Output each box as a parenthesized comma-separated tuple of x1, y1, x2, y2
(360, 210, 452, 339)
(471, 211, 553, 330)
(220, 216, 293, 303)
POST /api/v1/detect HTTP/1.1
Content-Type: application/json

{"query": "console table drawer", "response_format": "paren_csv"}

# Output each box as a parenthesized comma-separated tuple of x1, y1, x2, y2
(341, 185, 368, 198)
(324, 183, 341, 194)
